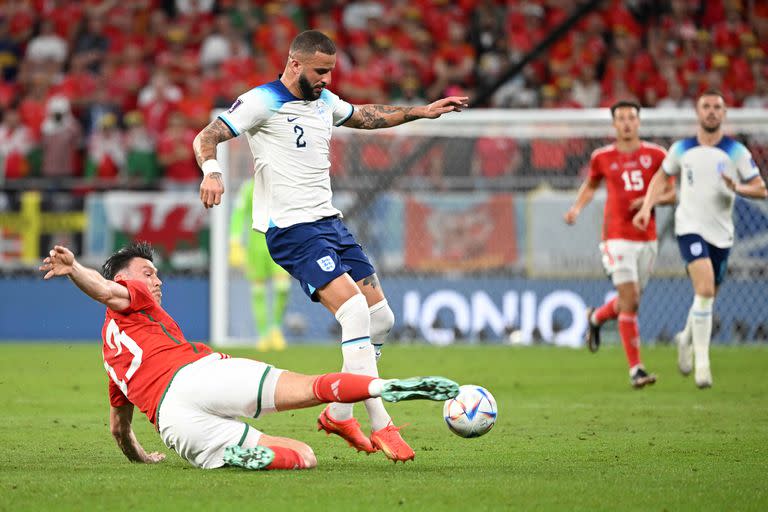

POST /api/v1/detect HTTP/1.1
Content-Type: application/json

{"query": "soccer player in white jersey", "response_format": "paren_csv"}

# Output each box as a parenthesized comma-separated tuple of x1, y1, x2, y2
(193, 30, 468, 461)
(634, 90, 767, 388)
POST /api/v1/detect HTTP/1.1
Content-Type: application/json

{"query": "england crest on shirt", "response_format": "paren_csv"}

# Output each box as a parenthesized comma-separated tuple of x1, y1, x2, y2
(317, 255, 336, 272)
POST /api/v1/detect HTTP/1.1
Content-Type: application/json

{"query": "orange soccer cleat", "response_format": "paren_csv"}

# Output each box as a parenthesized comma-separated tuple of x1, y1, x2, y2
(370, 423, 415, 463)
(317, 406, 377, 454)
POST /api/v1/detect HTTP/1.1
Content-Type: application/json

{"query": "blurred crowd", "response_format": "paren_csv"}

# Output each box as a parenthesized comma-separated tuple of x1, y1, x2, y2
(0, 0, 767, 186)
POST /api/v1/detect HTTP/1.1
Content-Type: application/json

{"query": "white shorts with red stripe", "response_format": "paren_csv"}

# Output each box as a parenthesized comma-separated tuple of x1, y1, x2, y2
(599, 239, 658, 289)
(157, 353, 284, 469)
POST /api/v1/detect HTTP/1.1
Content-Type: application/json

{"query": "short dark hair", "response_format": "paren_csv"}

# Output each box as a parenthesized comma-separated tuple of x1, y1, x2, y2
(289, 30, 336, 57)
(698, 89, 725, 102)
(610, 100, 641, 118)
(101, 241, 155, 280)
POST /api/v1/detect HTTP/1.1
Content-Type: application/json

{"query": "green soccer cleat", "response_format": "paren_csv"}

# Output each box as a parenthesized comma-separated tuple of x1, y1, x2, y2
(381, 376, 460, 403)
(223, 445, 275, 470)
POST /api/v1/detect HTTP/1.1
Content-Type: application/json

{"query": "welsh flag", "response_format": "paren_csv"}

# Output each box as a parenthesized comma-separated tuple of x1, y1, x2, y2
(85, 191, 209, 270)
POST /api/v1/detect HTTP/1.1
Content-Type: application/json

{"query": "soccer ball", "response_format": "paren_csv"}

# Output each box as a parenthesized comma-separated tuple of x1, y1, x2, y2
(443, 385, 497, 438)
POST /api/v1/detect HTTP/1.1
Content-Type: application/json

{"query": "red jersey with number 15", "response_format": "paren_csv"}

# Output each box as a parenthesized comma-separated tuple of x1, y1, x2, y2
(588, 141, 668, 241)
(102, 280, 213, 427)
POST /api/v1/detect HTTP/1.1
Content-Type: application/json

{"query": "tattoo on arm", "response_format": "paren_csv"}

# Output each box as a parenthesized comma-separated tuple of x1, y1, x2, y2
(362, 274, 380, 289)
(193, 118, 235, 166)
(347, 105, 419, 129)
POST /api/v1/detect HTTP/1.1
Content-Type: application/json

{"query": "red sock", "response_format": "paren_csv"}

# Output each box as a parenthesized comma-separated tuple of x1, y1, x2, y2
(593, 296, 619, 324)
(618, 312, 641, 368)
(265, 446, 305, 470)
(312, 373, 375, 403)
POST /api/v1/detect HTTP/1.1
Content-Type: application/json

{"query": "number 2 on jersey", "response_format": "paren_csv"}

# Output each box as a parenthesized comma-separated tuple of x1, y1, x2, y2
(621, 170, 644, 191)
(294, 125, 306, 148)
(104, 319, 143, 397)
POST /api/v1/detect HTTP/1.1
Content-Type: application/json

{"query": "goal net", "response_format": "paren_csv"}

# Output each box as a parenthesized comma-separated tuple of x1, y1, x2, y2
(212, 108, 768, 347)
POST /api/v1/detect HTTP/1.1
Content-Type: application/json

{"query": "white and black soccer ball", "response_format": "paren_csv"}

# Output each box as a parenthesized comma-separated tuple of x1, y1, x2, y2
(443, 385, 497, 438)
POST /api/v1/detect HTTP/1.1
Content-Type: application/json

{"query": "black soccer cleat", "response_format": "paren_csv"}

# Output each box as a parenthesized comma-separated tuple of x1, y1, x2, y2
(630, 367, 657, 389)
(584, 307, 601, 353)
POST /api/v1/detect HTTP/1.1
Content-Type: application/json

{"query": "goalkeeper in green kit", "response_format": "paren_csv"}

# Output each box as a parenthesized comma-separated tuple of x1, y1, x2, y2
(230, 179, 291, 351)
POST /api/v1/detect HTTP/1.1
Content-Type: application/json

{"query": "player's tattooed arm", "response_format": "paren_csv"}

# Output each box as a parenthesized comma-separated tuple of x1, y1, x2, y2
(344, 96, 469, 130)
(192, 118, 235, 167)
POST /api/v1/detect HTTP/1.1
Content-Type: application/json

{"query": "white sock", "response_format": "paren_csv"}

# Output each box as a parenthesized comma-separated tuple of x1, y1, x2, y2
(680, 307, 694, 345)
(328, 295, 392, 430)
(691, 295, 713, 370)
(369, 299, 395, 361)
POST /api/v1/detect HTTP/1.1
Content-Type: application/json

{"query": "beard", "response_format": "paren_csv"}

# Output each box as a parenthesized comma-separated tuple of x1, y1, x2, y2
(701, 121, 721, 133)
(298, 73, 321, 100)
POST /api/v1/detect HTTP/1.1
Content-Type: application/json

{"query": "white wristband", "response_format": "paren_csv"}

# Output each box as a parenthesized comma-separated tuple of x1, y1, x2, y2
(201, 159, 222, 177)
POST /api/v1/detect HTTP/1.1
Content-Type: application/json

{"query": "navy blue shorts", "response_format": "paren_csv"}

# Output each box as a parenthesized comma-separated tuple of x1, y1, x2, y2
(677, 233, 731, 286)
(266, 217, 375, 302)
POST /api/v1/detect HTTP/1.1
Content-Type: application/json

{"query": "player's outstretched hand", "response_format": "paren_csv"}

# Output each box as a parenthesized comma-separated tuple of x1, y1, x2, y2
(144, 451, 166, 464)
(632, 209, 651, 231)
(422, 96, 470, 118)
(200, 173, 224, 209)
(563, 207, 579, 225)
(39, 245, 75, 279)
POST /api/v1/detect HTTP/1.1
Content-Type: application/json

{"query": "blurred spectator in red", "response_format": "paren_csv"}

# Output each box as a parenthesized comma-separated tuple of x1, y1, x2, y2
(40, 96, 82, 178)
(19, 72, 52, 139)
(155, 27, 199, 86)
(507, 3, 546, 58)
(599, 78, 639, 108)
(338, 37, 386, 104)
(73, 15, 109, 73)
(138, 70, 182, 138)
(713, 1, 751, 57)
(427, 20, 475, 100)
(7, 3, 36, 46)
(25, 19, 68, 66)
(219, 37, 261, 83)
(156, 111, 198, 187)
(253, 4, 299, 72)
(54, 53, 98, 112)
(0, 104, 34, 180)
(124, 110, 160, 185)
(113, 44, 150, 113)
(175, 0, 216, 44)
(85, 112, 125, 180)
(177, 74, 213, 130)
(471, 137, 521, 180)
(0, 20, 22, 82)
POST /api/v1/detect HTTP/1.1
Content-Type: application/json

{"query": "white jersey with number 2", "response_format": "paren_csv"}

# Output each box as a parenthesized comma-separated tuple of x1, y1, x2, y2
(662, 136, 760, 248)
(218, 80, 354, 232)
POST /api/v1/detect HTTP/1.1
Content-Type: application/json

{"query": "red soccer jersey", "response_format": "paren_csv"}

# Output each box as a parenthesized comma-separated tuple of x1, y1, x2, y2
(103, 280, 213, 426)
(588, 142, 667, 241)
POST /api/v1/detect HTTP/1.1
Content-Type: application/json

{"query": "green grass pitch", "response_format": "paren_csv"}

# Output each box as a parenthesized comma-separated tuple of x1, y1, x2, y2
(1, 343, 767, 512)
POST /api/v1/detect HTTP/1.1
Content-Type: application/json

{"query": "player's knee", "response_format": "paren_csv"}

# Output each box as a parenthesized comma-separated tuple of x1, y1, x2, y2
(618, 294, 639, 313)
(335, 293, 370, 333)
(369, 299, 395, 340)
